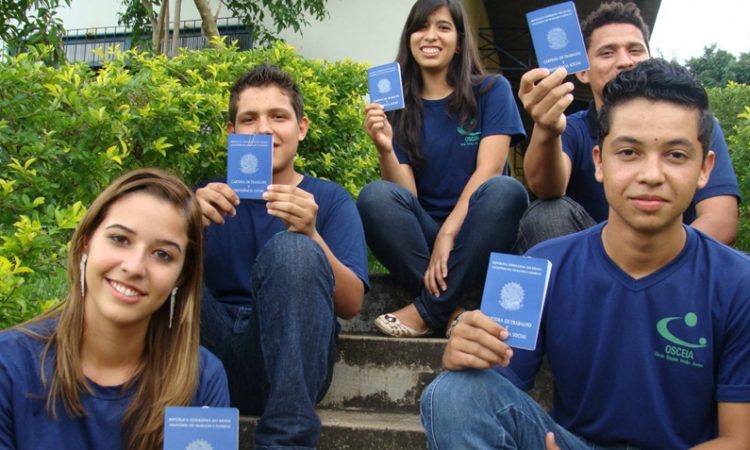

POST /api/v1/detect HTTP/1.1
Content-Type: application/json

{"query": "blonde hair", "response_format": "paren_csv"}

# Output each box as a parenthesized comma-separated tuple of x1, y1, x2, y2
(21, 168, 204, 450)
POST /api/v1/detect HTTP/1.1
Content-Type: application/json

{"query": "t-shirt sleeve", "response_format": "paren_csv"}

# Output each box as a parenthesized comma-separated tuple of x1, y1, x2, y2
(317, 185, 370, 291)
(694, 116, 741, 204)
(716, 285, 750, 402)
(479, 76, 526, 146)
(194, 347, 230, 407)
(0, 357, 13, 450)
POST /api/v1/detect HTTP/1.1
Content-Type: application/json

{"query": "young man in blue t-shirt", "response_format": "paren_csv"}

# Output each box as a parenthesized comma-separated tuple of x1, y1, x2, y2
(196, 64, 369, 449)
(420, 59, 750, 449)
(517, 2, 739, 250)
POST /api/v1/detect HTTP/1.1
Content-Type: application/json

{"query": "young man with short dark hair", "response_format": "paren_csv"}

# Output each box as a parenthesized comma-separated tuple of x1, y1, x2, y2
(421, 59, 750, 449)
(196, 63, 369, 449)
(517, 2, 739, 250)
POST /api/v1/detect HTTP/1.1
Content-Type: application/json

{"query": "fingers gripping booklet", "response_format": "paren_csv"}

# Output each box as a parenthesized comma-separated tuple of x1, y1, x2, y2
(480, 253, 552, 351)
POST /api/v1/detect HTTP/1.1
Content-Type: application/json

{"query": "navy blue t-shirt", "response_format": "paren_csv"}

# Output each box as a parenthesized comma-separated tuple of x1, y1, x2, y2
(202, 175, 369, 306)
(0, 324, 229, 450)
(393, 75, 526, 221)
(498, 224, 750, 449)
(562, 102, 740, 222)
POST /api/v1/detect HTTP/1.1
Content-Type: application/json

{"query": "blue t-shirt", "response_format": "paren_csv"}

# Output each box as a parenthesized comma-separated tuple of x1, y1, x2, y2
(0, 324, 229, 450)
(498, 224, 750, 449)
(393, 75, 526, 221)
(562, 102, 740, 222)
(202, 175, 370, 306)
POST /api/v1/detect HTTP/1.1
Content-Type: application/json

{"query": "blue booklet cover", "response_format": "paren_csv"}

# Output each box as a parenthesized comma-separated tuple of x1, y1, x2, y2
(526, 1, 590, 74)
(164, 406, 239, 450)
(367, 62, 405, 111)
(480, 252, 552, 351)
(227, 134, 273, 199)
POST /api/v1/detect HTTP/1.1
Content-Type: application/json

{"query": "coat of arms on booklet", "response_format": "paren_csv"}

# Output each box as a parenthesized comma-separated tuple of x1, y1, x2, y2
(164, 406, 239, 450)
(480, 252, 552, 351)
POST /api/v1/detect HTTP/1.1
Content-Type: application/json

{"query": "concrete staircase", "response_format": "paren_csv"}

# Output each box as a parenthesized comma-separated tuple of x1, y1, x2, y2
(238, 274, 553, 449)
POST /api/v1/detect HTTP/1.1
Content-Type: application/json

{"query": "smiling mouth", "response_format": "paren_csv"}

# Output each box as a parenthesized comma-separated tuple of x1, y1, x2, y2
(421, 46, 441, 55)
(108, 279, 144, 298)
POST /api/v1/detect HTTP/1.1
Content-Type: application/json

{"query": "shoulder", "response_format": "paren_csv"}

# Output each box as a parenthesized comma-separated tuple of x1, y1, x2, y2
(198, 346, 225, 376)
(300, 176, 355, 206)
(475, 74, 513, 98)
(527, 224, 600, 258)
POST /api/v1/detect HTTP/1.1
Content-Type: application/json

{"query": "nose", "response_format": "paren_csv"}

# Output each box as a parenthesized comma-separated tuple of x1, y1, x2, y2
(615, 48, 635, 69)
(424, 24, 437, 40)
(120, 249, 147, 276)
(256, 116, 272, 135)
(636, 154, 665, 186)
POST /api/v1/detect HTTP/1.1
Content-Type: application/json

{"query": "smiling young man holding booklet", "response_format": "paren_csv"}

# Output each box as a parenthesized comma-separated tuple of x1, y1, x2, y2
(195, 63, 369, 449)
(420, 59, 750, 449)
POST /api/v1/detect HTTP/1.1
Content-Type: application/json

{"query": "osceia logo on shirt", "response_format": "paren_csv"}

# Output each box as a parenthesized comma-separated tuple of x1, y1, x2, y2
(653, 312, 708, 369)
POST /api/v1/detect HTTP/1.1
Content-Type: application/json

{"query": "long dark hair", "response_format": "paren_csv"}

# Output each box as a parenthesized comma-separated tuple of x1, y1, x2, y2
(392, 0, 490, 166)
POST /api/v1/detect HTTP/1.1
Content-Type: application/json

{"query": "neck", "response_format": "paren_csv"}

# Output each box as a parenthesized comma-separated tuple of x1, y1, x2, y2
(80, 319, 147, 386)
(420, 68, 453, 100)
(272, 169, 303, 186)
(600, 216, 687, 279)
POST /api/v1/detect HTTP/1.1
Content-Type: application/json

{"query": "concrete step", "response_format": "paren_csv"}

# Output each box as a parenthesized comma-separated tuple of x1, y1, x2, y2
(240, 409, 426, 450)
(340, 274, 411, 334)
(320, 334, 445, 413)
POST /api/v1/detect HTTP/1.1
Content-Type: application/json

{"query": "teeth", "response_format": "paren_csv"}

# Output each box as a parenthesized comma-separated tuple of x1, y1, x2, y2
(111, 281, 140, 297)
(422, 47, 439, 55)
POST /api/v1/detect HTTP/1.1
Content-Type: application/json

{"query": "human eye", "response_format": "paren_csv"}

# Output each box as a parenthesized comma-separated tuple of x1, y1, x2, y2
(615, 148, 638, 159)
(666, 150, 689, 162)
(109, 234, 129, 246)
(153, 248, 174, 262)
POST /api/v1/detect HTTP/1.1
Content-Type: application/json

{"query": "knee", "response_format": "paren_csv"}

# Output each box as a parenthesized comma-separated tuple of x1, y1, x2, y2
(421, 369, 516, 421)
(357, 180, 413, 215)
(472, 176, 529, 213)
(257, 232, 330, 275)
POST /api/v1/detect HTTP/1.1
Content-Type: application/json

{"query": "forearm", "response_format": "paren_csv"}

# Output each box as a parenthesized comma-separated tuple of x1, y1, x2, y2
(440, 165, 500, 238)
(523, 125, 570, 198)
(311, 232, 364, 319)
(378, 150, 417, 196)
(691, 196, 738, 245)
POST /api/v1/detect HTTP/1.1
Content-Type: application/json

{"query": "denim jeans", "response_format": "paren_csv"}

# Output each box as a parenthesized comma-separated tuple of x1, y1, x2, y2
(514, 197, 597, 254)
(357, 177, 529, 330)
(421, 370, 639, 450)
(200, 232, 337, 450)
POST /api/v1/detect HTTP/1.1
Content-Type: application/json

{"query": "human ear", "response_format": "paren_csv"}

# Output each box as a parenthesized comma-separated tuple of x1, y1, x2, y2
(697, 150, 715, 189)
(593, 145, 604, 184)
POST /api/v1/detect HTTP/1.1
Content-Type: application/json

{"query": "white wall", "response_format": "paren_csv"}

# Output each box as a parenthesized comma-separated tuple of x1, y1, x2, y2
(56, 0, 414, 65)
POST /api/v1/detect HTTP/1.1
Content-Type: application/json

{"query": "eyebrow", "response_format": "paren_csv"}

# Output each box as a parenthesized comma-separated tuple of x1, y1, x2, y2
(610, 135, 696, 150)
(105, 224, 183, 254)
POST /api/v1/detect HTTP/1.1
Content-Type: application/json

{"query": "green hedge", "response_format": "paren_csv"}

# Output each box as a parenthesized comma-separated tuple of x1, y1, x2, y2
(708, 82, 750, 252)
(0, 41, 378, 328)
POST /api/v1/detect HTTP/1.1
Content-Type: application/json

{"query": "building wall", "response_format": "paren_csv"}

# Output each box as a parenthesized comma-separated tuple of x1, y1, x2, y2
(56, 0, 414, 65)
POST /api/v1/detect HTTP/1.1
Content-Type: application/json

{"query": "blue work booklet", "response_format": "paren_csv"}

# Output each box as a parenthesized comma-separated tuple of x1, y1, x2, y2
(227, 134, 273, 199)
(367, 62, 405, 111)
(480, 252, 552, 351)
(526, 1, 589, 74)
(164, 406, 239, 450)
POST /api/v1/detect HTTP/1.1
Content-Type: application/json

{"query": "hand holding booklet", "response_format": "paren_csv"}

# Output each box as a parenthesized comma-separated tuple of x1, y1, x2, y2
(480, 252, 552, 351)
(227, 134, 273, 200)
(526, 1, 589, 74)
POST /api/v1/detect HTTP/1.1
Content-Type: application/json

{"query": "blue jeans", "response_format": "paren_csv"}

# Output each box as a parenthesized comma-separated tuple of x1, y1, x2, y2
(421, 370, 639, 450)
(357, 177, 529, 330)
(200, 232, 337, 450)
(514, 197, 597, 254)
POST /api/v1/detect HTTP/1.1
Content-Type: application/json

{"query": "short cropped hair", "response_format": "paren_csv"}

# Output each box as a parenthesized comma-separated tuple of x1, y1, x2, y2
(581, 2, 651, 51)
(228, 63, 304, 124)
(597, 58, 713, 159)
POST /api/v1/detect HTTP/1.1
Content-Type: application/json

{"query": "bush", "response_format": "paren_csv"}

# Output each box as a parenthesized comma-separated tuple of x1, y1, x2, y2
(0, 41, 378, 328)
(708, 82, 750, 252)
